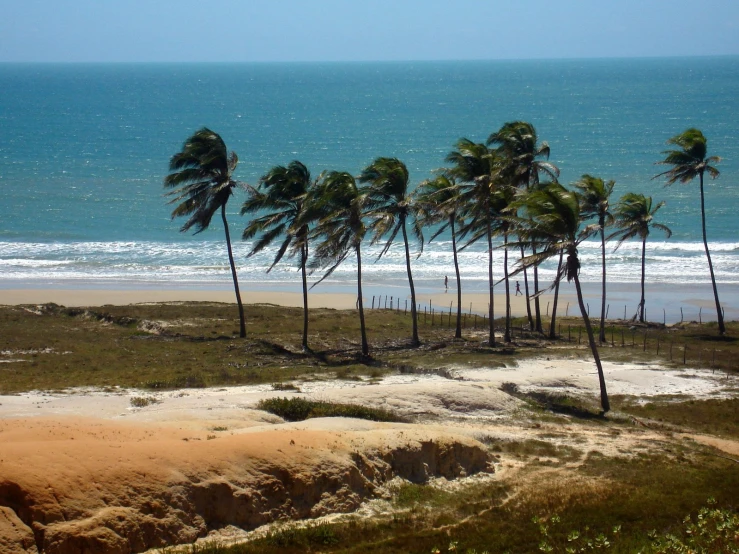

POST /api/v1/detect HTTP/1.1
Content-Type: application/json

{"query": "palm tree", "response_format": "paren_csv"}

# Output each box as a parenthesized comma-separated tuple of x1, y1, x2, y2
(609, 193, 672, 323)
(445, 139, 500, 346)
(655, 129, 725, 334)
(415, 175, 465, 339)
(164, 127, 246, 338)
(489, 121, 560, 334)
(512, 184, 610, 413)
(241, 161, 314, 351)
(575, 175, 615, 342)
(307, 171, 370, 355)
(359, 157, 423, 347)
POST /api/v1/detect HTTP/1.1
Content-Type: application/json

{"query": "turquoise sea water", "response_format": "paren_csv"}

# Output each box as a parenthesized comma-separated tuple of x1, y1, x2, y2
(1, 58, 738, 293)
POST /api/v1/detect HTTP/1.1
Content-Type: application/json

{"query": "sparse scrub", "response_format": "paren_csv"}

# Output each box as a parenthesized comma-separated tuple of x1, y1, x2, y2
(256, 396, 406, 422)
(129, 395, 159, 408)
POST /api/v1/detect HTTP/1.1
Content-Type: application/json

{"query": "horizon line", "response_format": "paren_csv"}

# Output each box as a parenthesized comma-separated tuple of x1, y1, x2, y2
(2, 54, 739, 65)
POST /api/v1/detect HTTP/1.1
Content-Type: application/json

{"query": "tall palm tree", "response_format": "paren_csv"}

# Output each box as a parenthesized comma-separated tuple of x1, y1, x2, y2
(415, 175, 465, 339)
(489, 121, 560, 334)
(446, 139, 500, 346)
(306, 171, 370, 355)
(241, 161, 314, 351)
(164, 128, 246, 338)
(359, 157, 423, 347)
(575, 175, 615, 342)
(655, 129, 725, 334)
(609, 193, 672, 323)
(512, 184, 610, 413)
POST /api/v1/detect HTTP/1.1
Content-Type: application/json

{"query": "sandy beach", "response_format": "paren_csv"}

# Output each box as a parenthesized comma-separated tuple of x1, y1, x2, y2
(1, 280, 736, 324)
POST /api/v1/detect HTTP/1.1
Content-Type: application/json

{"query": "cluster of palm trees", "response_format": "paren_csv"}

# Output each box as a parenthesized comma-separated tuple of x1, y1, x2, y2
(164, 125, 725, 413)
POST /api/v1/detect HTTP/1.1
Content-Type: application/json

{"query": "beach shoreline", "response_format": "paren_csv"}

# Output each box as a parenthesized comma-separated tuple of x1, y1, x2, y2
(1, 280, 736, 324)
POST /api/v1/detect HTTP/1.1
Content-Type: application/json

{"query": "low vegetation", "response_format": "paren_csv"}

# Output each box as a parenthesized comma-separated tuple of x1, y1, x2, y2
(256, 397, 406, 423)
(0, 303, 735, 395)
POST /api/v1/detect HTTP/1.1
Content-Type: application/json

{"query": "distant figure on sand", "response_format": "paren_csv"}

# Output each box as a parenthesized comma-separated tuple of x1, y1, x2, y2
(445, 275, 448, 291)
(515, 281, 522, 296)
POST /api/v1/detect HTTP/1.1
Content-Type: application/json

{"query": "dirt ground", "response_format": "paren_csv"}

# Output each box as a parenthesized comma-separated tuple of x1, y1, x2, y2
(1, 357, 737, 553)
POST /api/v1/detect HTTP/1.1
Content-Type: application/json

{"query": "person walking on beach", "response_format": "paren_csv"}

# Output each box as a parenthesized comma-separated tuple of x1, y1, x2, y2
(515, 281, 522, 296)
(444, 275, 448, 291)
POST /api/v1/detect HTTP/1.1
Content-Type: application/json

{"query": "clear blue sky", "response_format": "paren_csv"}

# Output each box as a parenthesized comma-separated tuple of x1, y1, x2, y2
(2, 0, 738, 62)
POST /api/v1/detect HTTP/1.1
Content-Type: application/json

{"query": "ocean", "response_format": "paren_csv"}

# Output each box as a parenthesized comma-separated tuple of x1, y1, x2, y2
(1, 58, 738, 295)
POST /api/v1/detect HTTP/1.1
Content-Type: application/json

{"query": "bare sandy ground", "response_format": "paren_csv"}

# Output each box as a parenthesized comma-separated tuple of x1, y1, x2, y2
(1, 357, 736, 554)
(0, 358, 732, 424)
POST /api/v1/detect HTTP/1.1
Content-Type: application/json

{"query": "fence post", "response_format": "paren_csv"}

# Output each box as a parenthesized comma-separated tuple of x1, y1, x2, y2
(372, 296, 375, 309)
(546, 301, 550, 316)
(624, 305, 627, 320)
(663, 308, 666, 326)
(587, 303, 590, 316)
(405, 299, 408, 314)
(699, 307, 702, 324)
(384, 296, 387, 309)
(680, 307, 683, 323)
(606, 304, 610, 319)
(424, 306, 427, 323)
(390, 296, 393, 310)
(566, 303, 569, 317)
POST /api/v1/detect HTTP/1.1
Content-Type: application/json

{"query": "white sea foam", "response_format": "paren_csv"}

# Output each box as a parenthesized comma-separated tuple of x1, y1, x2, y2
(2, 239, 738, 289)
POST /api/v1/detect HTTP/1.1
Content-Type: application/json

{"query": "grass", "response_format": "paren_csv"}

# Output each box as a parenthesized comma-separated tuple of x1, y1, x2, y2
(256, 397, 406, 423)
(0, 303, 736, 394)
(164, 451, 739, 553)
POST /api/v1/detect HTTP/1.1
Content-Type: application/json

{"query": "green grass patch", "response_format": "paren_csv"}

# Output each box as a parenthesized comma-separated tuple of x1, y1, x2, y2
(256, 397, 407, 423)
(615, 396, 739, 439)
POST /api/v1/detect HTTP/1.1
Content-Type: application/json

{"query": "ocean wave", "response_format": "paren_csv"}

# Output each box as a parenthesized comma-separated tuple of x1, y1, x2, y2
(1, 239, 738, 287)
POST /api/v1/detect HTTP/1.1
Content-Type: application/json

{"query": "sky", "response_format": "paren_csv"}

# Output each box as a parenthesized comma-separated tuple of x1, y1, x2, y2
(1, 0, 739, 63)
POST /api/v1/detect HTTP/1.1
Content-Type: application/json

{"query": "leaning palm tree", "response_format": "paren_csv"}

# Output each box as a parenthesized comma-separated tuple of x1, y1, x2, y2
(575, 175, 615, 342)
(164, 127, 246, 338)
(359, 157, 423, 347)
(655, 129, 725, 334)
(241, 161, 315, 351)
(415, 175, 465, 339)
(306, 171, 370, 355)
(446, 139, 500, 346)
(609, 193, 672, 323)
(490, 121, 560, 334)
(512, 184, 610, 413)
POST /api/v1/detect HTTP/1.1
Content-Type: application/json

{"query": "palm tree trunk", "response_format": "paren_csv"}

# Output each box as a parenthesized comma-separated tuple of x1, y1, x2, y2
(401, 217, 420, 347)
(549, 250, 563, 339)
(533, 244, 543, 334)
(504, 230, 511, 343)
(356, 244, 369, 356)
(639, 237, 646, 323)
(301, 238, 309, 351)
(599, 224, 607, 342)
(487, 219, 495, 347)
(221, 204, 246, 338)
(699, 171, 725, 334)
(451, 216, 462, 339)
(573, 268, 610, 413)
(521, 245, 534, 330)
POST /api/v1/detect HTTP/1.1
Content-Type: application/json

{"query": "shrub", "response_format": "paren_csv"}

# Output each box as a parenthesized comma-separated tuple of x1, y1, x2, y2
(256, 397, 406, 423)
